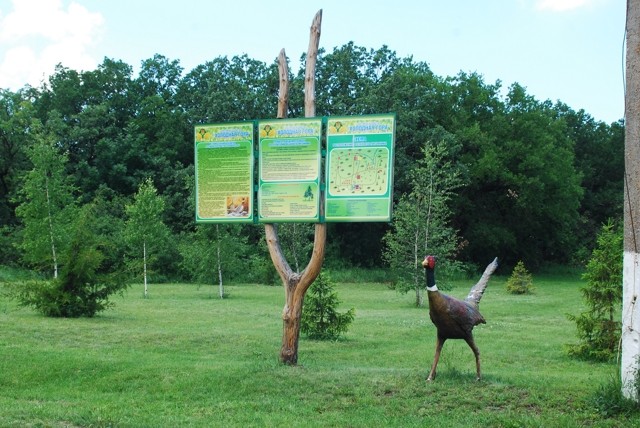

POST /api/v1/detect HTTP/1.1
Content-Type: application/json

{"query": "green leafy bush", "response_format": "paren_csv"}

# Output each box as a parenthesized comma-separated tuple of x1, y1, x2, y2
(301, 272, 354, 340)
(506, 261, 534, 294)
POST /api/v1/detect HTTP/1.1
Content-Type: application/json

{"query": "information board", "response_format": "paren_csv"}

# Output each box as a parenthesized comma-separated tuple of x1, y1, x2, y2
(324, 114, 395, 222)
(258, 118, 322, 222)
(194, 122, 254, 223)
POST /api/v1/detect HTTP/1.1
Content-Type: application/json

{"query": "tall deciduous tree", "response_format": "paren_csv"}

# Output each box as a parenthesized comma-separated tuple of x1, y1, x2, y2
(449, 79, 583, 268)
(367, 60, 440, 196)
(0, 89, 38, 265)
(34, 59, 142, 203)
(178, 54, 277, 125)
(124, 178, 170, 298)
(0, 89, 36, 227)
(15, 128, 77, 278)
(560, 106, 624, 255)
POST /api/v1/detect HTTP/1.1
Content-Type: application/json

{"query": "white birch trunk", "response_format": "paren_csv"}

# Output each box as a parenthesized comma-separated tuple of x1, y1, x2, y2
(216, 224, 224, 299)
(292, 224, 301, 273)
(45, 177, 58, 279)
(413, 214, 423, 307)
(143, 240, 148, 298)
(417, 168, 435, 307)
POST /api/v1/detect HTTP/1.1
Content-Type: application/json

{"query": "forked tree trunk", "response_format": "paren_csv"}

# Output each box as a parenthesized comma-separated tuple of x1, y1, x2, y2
(264, 10, 325, 365)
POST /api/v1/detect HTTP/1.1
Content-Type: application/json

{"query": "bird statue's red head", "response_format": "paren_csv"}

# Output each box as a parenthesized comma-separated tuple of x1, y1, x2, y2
(422, 255, 436, 269)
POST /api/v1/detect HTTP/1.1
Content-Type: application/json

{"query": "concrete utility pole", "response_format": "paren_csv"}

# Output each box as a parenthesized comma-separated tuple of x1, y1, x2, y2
(622, 0, 640, 401)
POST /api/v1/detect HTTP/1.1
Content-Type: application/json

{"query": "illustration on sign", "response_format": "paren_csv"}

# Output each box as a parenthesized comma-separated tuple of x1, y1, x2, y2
(325, 114, 395, 222)
(258, 118, 322, 222)
(194, 122, 254, 223)
(328, 147, 389, 195)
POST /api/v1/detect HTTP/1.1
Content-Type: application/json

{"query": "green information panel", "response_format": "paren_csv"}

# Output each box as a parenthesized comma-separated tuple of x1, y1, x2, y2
(194, 122, 254, 223)
(325, 114, 395, 222)
(258, 118, 322, 222)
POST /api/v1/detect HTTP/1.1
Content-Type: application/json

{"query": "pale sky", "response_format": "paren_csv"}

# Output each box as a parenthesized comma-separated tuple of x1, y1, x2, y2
(0, 0, 626, 123)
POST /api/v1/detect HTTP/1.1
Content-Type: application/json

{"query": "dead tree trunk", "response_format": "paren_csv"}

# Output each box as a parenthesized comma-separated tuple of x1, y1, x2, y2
(264, 10, 326, 365)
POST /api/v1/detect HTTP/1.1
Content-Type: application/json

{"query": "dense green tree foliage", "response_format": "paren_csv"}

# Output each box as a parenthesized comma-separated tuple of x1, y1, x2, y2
(0, 43, 624, 279)
(0, 89, 35, 227)
(561, 108, 625, 262)
(452, 82, 584, 268)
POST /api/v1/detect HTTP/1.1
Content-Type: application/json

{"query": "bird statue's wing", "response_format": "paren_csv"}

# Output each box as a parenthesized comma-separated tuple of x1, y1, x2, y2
(465, 257, 499, 308)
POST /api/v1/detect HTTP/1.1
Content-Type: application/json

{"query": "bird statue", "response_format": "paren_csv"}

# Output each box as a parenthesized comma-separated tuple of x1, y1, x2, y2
(422, 255, 499, 381)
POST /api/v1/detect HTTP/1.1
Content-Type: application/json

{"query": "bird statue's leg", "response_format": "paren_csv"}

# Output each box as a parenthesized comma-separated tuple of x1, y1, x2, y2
(465, 336, 482, 381)
(427, 336, 445, 381)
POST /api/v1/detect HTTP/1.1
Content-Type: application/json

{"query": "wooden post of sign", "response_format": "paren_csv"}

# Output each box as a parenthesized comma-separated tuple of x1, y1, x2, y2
(622, 0, 640, 401)
(265, 10, 326, 365)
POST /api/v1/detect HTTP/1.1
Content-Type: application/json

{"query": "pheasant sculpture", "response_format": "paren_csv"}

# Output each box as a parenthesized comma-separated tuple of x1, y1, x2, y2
(422, 255, 498, 381)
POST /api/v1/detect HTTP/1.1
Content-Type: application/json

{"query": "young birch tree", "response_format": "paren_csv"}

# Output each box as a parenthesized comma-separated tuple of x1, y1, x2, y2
(384, 132, 465, 306)
(179, 223, 246, 298)
(125, 178, 169, 298)
(15, 129, 77, 278)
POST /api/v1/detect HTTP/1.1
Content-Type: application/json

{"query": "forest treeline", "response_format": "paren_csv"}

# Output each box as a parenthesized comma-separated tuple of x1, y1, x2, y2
(0, 43, 624, 282)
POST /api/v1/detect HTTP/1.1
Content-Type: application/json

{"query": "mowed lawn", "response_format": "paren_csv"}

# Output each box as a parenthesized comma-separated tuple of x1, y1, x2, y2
(0, 271, 637, 427)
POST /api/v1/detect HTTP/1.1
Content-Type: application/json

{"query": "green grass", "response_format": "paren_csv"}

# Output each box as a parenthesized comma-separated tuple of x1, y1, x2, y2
(1, 272, 639, 427)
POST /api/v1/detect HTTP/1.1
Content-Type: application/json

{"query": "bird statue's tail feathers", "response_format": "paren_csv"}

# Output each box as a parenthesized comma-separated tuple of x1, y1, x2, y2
(465, 257, 499, 307)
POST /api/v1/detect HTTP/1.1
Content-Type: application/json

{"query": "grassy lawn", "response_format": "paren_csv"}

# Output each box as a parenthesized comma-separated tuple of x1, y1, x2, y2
(1, 270, 638, 427)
